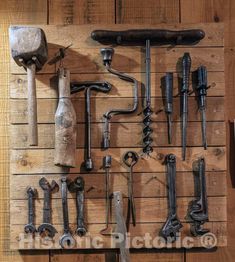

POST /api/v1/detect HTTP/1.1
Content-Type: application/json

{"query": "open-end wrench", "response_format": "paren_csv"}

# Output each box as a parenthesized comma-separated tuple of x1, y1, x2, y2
(100, 155, 112, 235)
(59, 177, 75, 248)
(123, 151, 138, 231)
(188, 157, 209, 236)
(38, 178, 58, 238)
(160, 154, 182, 242)
(68, 177, 87, 237)
(24, 187, 37, 234)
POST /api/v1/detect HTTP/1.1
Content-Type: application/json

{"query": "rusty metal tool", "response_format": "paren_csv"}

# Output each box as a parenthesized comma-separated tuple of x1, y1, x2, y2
(24, 187, 37, 234)
(91, 28, 205, 155)
(38, 178, 58, 238)
(160, 154, 182, 242)
(113, 191, 130, 262)
(68, 177, 87, 236)
(100, 48, 138, 150)
(181, 53, 191, 161)
(123, 151, 138, 231)
(100, 155, 112, 235)
(59, 177, 75, 248)
(187, 157, 209, 236)
(9, 26, 48, 146)
(55, 68, 77, 168)
(195, 66, 208, 150)
(71, 82, 111, 171)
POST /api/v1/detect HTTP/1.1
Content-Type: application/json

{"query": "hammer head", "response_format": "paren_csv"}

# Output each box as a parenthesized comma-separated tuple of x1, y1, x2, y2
(9, 26, 48, 71)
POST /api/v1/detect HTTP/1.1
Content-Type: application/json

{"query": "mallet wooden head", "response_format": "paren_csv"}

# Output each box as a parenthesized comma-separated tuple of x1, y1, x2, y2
(9, 26, 48, 146)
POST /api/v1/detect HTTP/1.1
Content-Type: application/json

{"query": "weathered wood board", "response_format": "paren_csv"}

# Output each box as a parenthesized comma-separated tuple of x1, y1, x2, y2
(10, 23, 226, 250)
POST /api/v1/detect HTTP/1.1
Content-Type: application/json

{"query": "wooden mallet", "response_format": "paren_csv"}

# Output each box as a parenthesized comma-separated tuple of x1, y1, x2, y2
(9, 26, 48, 146)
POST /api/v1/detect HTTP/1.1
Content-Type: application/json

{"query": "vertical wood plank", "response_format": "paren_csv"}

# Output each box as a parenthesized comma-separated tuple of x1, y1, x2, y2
(48, 0, 115, 24)
(0, 0, 49, 261)
(116, 0, 180, 24)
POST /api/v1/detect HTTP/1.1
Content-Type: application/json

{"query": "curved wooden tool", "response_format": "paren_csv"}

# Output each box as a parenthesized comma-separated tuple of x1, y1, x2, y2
(9, 26, 48, 146)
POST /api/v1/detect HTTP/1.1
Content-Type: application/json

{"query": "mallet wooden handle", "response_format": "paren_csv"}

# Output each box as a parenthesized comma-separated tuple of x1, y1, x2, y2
(27, 63, 38, 146)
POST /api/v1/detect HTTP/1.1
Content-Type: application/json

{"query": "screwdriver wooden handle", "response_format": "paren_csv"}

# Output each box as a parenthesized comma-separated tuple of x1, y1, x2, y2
(91, 29, 205, 45)
(54, 68, 77, 168)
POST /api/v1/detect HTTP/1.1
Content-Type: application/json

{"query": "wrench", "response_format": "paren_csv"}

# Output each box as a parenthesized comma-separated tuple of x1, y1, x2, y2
(68, 177, 87, 236)
(188, 157, 209, 236)
(123, 151, 138, 231)
(100, 155, 112, 235)
(24, 187, 37, 234)
(59, 177, 75, 248)
(160, 154, 182, 242)
(38, 177, 58, 238)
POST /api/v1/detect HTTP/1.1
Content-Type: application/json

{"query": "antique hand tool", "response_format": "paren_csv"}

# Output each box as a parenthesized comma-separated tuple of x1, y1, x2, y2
(71, 82, 112, 171)
(9, 26, 48, 146)
(68, 177, 87, 236)
(59, 177, 75, 248)
(91, 29, 205, 155)
(123, 151, 138, 231)
(113, 191, 130, 262)
(100, 48, 138, 150)
(187, 157, 209, 236)
(24, 187, 37, 234)
(195, 66, 208, 150)
(100, 155, 112, 235)
(163, 72, 174, 144)
(38, 178, 58, 238)
(55, 68, 77, 168)
(181, 53, 191, 161)
(160, 154, 182, 242)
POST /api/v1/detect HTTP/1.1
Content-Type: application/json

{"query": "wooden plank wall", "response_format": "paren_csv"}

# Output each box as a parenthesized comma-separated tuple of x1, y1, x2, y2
(0, 0, 234, 261)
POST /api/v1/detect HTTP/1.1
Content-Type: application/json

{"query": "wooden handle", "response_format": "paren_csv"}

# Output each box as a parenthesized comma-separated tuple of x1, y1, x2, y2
(54, 68, 77, 168)
(27, 63, 38, 146)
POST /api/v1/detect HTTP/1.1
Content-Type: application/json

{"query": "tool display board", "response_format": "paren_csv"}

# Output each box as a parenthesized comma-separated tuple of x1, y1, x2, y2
(9, 23, 226, 250)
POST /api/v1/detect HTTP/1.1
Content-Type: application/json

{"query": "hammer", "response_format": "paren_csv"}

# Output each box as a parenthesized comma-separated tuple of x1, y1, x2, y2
(9, 26, 48, 146)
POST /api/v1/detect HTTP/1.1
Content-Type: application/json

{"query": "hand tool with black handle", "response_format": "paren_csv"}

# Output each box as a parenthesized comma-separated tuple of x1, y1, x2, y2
(55, 68, 77, 168)
(195, 66, 208, 150)
(160, 154, 182, 242)
(68, 177, 87, 236)
(24, 187, 37, 234)
(181, 53, 191, 161)
(71, 82, 111, 171)
(100, 48, 138, 150)
(9, 26, 48, 146)
(91, 29, 204, 155)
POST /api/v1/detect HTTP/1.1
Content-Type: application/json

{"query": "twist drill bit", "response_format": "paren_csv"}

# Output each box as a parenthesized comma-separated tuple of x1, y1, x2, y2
(195, 66, 208, 150)
(143, 39, 153, 155)
(164, 73, 174, 144)
(181, 53, 191, 161)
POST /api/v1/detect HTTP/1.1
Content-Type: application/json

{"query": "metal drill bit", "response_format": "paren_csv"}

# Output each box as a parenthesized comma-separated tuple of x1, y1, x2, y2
(181, 53, 191, 161)
(196, 66, 208, 150)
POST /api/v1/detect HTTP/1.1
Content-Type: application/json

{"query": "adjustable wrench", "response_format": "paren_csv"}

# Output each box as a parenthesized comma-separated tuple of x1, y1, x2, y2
(68, 177, 87, 236)
(123, 151, 138, 231)
(24, 187, 37, 234)
(160, 154, 182, 242)
(59, 177, 75, 248)
(188, 157, 209, 236)
(38, 178, 58, 238)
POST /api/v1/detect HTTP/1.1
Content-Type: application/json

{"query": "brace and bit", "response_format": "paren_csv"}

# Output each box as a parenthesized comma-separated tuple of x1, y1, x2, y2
(181, 53, 191, 161)
(100, 155, 112, 235)
(24, 187, 37, 234)
(160, 154, 182, 242)
(100, 48, 138, 150)
(70, 81, 111, 171)
(59, 177, 75, 249)
(38, 178, 58, 238)
(187, 157, 209, 236)
(195, 66, 209, 150)
(123, 151, 138, 231)
(68, 177, 87, 237)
